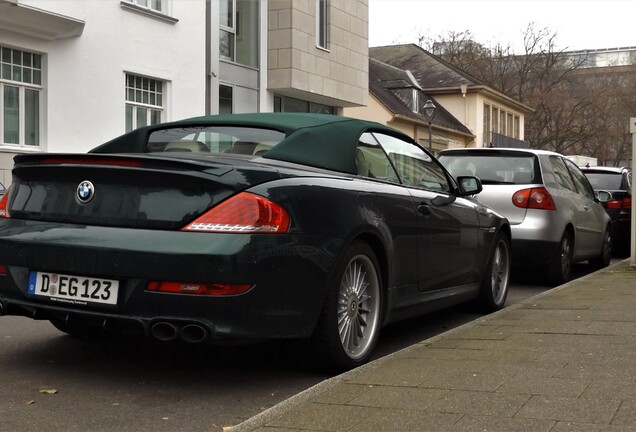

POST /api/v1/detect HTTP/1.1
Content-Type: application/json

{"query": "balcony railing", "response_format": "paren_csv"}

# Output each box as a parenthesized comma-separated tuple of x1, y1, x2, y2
(488, 132, 528, 149)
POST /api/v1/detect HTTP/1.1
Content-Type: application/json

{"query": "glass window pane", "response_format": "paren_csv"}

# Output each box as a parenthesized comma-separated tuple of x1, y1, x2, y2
(282, 96, 309, 113)
(137, 0, 148, 7)
(25, 89, 39, 146)
(235, 0, 259, 67)
(1, 64, 10, 80)
(126, 105, 133, 132)
(3, 86, 19, 144)
(33, 53, 41, 69)
(219, 84, 233, 114)
(136, 107, 148, 128)
(33, 70, 41, 85)
(1, 47, 10, 63)
(318, 0, 327, 48)
(150, 109, 161, 125)
(24, 68, 32, 84)
(220, 30, 234, 60)
(23, 53, 32, 68)
(12, 65, 22, 82)
(220, 0, 233, 28)
(13, 50, 22, 66)
(142, 91, 149, 104)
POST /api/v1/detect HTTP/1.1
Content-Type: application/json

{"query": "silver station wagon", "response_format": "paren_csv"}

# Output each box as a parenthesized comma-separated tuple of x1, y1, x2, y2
(439, 148, 612, 286)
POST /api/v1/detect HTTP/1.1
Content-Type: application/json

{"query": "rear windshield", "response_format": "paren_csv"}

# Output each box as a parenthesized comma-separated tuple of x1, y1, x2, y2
(439, 153, 539, 185)
(146, 126, 286, 155)
(584, 172, 624, 190)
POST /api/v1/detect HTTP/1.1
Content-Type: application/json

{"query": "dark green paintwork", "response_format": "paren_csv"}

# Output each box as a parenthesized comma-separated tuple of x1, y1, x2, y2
(90, 113, 415, 174)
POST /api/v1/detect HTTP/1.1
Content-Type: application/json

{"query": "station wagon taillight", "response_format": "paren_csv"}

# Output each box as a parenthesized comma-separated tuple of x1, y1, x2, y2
(182, 192, 290, 233)
(512, 187, 556, 210)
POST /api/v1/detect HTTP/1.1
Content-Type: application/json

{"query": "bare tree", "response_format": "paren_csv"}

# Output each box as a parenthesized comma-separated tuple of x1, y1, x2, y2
(419, 23, 634, 164)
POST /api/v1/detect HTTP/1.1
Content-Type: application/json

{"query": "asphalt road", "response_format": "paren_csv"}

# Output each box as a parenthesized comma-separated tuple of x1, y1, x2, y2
(0, 260, 617, 432)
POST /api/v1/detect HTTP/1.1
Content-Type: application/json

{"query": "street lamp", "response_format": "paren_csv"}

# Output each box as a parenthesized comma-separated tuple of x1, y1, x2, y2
(422, 99, 437, 152)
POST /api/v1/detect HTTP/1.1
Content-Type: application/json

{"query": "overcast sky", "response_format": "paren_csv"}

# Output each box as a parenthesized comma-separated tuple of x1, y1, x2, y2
(368, 0, 636, 53)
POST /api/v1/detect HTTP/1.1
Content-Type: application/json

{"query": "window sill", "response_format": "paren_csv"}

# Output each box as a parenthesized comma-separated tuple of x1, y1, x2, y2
(120, 2, 179, 24)
(316, 45, 331, 53)
(0, 145, 42, 154)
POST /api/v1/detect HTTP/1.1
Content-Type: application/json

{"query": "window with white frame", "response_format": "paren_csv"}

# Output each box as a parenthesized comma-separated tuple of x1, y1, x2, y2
(1, 46, 42, 147)
(123, 0, 164, 13)
(125, 73, 164, 132)
(220, 0, 259, 68)
(316, 0, 328, 49)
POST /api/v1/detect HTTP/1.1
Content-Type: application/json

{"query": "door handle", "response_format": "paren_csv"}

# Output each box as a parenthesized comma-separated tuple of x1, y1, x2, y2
(418, 204, 431, 216)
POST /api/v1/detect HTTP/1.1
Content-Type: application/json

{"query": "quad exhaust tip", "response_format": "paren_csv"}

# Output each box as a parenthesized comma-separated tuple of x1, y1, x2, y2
(150, 321, 179, 341)
(180, 324, 208, 343)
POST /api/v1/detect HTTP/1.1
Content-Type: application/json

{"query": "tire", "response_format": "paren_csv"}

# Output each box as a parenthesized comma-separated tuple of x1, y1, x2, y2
(547, 232, 573, 287)
(478, 232, 511, 313)
(312, 241, 382, 372)
(589, 226, 612, 269)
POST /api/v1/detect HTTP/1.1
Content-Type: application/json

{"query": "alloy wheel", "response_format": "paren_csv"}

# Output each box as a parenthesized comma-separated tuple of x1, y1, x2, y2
(337, 254, 380, 360)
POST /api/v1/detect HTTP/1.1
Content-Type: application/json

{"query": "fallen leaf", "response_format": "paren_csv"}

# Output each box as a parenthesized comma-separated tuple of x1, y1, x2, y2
(26, 400, 35, 405)
(39, 389, 58, 395)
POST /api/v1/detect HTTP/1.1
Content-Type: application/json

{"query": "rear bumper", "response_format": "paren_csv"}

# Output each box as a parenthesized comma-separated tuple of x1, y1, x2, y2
(0, 219, 343, 340)
(510, 239, 560, 268)
(611, 217, 631, 249)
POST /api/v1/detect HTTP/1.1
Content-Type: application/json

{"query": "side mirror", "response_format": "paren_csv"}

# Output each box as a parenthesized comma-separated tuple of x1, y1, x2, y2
(456, 175, 483, 196)
(596, 190, 612, 203)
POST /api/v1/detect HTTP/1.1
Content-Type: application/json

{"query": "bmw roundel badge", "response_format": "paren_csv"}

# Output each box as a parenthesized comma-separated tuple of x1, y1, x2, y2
(77, 180, 95, 203)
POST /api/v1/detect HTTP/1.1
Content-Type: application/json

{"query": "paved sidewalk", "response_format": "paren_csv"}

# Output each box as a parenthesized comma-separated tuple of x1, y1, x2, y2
(231, 260, 636, 432)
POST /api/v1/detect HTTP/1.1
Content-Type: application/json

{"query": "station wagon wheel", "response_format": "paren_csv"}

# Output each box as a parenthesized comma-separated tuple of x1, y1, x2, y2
(313, 241, 382, 371)
(478, 231, 511, 312)
(547, 231, 573, 286)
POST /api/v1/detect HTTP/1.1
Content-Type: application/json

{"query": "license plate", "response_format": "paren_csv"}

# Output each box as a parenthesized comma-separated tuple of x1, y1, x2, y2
(27, 272, 119, 307)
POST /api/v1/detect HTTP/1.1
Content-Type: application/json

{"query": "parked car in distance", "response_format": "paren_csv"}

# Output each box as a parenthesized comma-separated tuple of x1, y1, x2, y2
(581, 166, 632, 256)
(438, 148, 612, 286)
(0, 113, 511, 371)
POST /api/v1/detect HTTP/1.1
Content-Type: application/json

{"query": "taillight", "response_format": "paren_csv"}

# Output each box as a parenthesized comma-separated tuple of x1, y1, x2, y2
(512, 187, 556, 210)
(146, 281, 252, 296)
(0, 191, 10, 218)
(606, 197, 631, 209)
(182, 192, 290, 233)
(0, 263, 6, 275)
(623, 197, 631, 209)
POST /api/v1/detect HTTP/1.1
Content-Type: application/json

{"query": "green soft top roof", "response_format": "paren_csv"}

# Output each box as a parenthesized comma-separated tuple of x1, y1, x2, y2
(90, 113, 416, 174)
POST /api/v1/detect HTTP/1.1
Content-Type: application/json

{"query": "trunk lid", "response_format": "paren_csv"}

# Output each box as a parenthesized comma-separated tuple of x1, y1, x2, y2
(6, 153, 282, 230)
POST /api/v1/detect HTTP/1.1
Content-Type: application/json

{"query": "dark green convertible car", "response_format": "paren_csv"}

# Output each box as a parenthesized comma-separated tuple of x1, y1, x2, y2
(0, 113, 510, 370)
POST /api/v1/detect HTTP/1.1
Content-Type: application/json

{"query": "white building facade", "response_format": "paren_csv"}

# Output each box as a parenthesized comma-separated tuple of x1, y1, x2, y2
(0, 0, 368, 186)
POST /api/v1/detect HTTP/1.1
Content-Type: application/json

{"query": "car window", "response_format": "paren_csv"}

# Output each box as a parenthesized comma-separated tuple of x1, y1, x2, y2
(549, 156, 577, 192)
(439, 153, 537, 185)
(146, 126, 286, 154)
(564, 158, 595, 200)
(356, 133, 400, 183)
(372, 133, 450, 192)
(584, 172, 623, 190)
